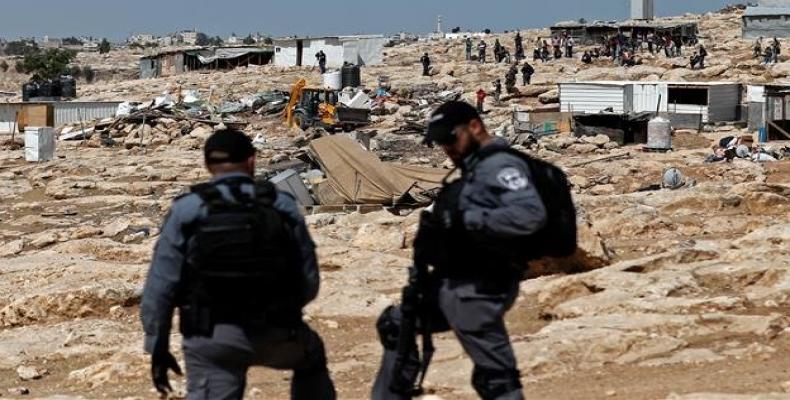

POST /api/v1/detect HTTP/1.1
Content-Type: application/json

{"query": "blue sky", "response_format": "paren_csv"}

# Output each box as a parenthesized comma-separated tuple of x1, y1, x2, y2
(0, 0, 733, 40)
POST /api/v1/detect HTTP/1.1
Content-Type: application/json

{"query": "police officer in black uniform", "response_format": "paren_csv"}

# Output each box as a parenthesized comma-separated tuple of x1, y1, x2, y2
(316, 50, 327, 73)
(420, 52, 432, 76)
(141, 129, 336, 400)
(371, 101, 548, 400)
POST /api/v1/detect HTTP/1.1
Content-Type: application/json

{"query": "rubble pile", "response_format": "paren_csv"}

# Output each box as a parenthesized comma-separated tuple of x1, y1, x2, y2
(1, 6, 790, 400)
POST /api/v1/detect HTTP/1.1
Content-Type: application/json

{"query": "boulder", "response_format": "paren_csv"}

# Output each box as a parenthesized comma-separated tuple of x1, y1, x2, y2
(581, 134, 611, 147)
(538, 89, 559, 104)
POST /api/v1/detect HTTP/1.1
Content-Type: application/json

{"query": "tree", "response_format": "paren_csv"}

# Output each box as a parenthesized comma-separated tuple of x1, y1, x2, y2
(16, 48, 76, 80)
(3, 39, 38, 56)
(0, 60, 8, 73)
(69, 65, 82, 79)
(243, 34, 256, 45)
(195, 32, 210, 46)
(82, 65, 95, 83)
(208, 36, 224, 47)
(98, 38, 111, 54)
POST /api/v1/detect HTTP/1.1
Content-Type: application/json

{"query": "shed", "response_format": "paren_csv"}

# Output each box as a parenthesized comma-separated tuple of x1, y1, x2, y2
(273, 35, 388, 68)
(559, 81, 741, 127)
(0, 101, 121, 133)
(743, 6, 790, 39)
(140, 47, 274, 79)
(758, 84, 790, 140)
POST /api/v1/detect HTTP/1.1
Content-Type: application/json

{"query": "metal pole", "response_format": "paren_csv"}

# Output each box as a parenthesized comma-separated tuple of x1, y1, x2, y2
(78, 108, 86, 147)
(12, 111, 18, 143)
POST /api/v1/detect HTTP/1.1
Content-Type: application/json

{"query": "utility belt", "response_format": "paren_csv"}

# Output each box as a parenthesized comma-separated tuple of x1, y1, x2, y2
(179, 302, 302, 337)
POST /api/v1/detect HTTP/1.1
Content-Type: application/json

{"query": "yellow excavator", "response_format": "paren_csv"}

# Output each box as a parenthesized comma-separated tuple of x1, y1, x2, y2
(284, 78, 370, 132)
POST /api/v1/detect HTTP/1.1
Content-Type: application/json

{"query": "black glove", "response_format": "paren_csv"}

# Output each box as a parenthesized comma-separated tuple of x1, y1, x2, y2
(152, 350, 183, 395)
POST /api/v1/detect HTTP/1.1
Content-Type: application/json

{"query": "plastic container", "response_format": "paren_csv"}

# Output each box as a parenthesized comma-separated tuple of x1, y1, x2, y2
(322, 71, 342, 90)
(758, 126, 768, 143)
(22, 82, 38, 102)
(341, 64, 361, 88)
(24, 127, 55, 162)
(646, 117, 672, 150)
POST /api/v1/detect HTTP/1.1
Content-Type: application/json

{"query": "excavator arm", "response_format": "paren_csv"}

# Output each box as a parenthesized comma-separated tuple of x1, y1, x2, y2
(284, 78, 307, 128)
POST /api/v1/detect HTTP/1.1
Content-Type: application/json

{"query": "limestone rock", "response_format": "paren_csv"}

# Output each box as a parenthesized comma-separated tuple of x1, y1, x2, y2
(581, 134, 611, 147)
(16, 365, 45, 381)
(538, 89, 559, 104)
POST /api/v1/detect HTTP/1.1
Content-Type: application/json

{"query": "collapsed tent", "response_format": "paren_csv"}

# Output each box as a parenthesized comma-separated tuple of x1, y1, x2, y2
(309, 135, 446, 205)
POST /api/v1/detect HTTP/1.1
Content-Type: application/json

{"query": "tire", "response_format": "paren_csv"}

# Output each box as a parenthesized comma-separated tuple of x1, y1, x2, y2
(342, 124, 355, 133)
(294, 111, 310, 131)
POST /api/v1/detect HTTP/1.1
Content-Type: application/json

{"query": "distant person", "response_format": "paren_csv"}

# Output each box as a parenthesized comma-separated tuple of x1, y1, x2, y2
(697, 44, 707, 69)
(565, 36, 575, 58)
(515, 31, 524, 60)
(505, 63, 518, 93)
(763, 46, 775, 65)
(315, 50, 327, 73)
(581, 51, 593, 64)
(552, 35, 561, 59)
(646, 33, 654, 54)
(494, 39, 503, 63)
(465, 37, 473, 61)
(478, 39, 488, 63)
(521, 61, 534, 85)
(773, 37, 782, 63)
(754, 36, 763, 58)
(420, 52, 431, 76)
(493, 79, 502, 105)
(476, 88, 487, 113)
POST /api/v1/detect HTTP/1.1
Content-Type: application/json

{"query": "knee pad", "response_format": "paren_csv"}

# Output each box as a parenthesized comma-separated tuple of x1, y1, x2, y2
(471, 367, 523, 400)
(376, 306, 400, 351)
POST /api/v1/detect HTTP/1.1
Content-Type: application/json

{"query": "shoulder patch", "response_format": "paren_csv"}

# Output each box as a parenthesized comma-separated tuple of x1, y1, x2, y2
(497, 167, 529, 191)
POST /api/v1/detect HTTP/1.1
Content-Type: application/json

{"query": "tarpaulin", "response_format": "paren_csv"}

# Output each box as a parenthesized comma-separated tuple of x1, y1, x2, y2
(309, 135, 445, 205)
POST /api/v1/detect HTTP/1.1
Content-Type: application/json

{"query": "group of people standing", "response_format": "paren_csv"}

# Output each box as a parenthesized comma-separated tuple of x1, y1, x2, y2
(532, 32, 574, 62)
(754, 36, 782, 65)
(465, 32, 529, 64)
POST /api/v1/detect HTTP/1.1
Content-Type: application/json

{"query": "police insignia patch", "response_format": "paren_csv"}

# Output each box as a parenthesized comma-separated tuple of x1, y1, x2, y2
(497, 167, 528, 191)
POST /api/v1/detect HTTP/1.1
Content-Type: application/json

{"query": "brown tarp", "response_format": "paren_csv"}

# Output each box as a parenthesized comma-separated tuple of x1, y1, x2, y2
(309, 135, 446, 205)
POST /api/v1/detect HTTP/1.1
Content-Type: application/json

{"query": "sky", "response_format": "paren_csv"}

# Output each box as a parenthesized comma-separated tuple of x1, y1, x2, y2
(0, 0, 734, 41)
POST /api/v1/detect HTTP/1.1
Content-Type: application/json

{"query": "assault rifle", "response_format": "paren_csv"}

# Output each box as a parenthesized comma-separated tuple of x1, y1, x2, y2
(389, 211, 439, 396)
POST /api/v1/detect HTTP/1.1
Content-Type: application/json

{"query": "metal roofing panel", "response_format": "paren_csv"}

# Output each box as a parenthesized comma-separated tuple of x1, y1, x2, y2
(744, 6, 790, 16)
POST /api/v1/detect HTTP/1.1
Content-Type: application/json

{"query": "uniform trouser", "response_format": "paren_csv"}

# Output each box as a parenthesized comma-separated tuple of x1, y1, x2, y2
(182, 323, 336, 400)
(372, 280, 523, 400)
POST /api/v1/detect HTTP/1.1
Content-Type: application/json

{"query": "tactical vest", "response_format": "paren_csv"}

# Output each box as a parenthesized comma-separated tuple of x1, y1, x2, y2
(179, 177, 302, 336)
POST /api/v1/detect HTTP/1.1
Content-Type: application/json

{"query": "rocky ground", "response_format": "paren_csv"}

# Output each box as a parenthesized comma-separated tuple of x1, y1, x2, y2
(1, 6, 790, 400)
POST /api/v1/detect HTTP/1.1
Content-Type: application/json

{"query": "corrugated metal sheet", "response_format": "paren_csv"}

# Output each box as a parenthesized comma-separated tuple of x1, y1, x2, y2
(51, 102, 121, 126)
(669, 104, 709, 123)
(559, 83, 627, 113)
(707, 84, 740, 122)
(630, 83, 668, 113)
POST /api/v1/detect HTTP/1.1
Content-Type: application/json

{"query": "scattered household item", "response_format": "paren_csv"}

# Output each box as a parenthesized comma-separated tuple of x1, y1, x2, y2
(341, 64, 362, 88)
(644, 116, 672, 152)
(269, 169, 315, 206)
(24, 126, 55, 162)
(662, 167, 685, 190)
(308, 135, 445, 205)
(323, 71, 343, 90)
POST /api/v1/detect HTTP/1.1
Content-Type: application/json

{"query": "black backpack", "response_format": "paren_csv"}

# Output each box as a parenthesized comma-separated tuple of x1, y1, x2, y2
(180, 178, 302, 334)
(476, 146, 578, 261)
